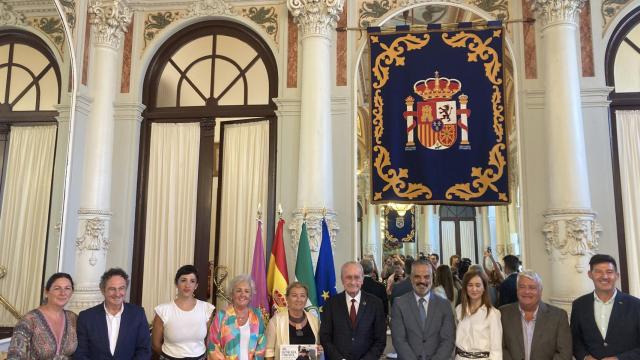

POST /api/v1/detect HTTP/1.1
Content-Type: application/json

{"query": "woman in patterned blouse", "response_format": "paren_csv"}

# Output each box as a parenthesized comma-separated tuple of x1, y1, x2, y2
(207, 274, 266, 360)
(8, 273, 77, 359)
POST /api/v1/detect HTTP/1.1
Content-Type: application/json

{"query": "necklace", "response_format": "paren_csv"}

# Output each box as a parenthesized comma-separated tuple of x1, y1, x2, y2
(289, 312, 306, 336)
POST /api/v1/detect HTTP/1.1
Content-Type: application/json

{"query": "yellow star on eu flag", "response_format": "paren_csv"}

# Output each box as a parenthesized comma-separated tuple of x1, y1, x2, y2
(322, 291, 330, 300)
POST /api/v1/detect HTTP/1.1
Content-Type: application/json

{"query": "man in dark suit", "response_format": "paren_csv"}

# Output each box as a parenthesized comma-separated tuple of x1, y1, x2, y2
(501, 271, 572, 360)
(76, 268, 151, 359)
(571, 254, 640, 360)
(390, 259, 455, 360)
(360, 259, 388, 317)
(320, 261, 386, 360)
(498, 255, 520, 306)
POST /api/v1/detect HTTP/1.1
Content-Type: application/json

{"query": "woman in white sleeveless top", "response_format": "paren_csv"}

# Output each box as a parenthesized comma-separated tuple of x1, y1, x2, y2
(152, 265, 215, 360)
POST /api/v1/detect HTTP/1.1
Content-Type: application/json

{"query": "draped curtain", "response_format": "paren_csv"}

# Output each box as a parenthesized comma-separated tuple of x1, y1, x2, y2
(459, 221, 476, 263)
(441, 221, 456, 265)
(0, 125, 56, 326)
(217, 120, 269, 301)
(616, 110, 640, 296)
(141, 123, 200, 320)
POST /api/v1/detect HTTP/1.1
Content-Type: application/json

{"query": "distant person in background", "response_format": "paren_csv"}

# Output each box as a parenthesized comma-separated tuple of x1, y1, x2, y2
(429, 253, 440, 268)
(432, 265, 458, 310)
(457, 258, 472, 280)
(385, 262, 406, 296)
(450, 255, 461, 277)
(390, 257, 414, 305)
(482, 250, 504, 307)
(360, 259, 388, 317)
(8, 273, 77, 359)
(498, 255, 520, 306)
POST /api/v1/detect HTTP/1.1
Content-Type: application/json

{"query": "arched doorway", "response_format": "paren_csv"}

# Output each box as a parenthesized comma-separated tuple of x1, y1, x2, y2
(132, 20, 278, 310)
(605, 7, 640, 293)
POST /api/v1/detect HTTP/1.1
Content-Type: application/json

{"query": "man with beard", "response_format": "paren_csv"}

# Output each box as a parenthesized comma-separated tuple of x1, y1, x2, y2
(390, 259, 455, 360)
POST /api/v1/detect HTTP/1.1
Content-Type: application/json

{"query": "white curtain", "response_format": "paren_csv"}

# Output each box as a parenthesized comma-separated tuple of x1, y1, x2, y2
(218, 120, 269, 292)
(141, 123, 200, 321)
(616, 110, 640, 297)
(441, 221, 456, 264)
(0, 125, 56, 326)
(459, 221, 476, 263)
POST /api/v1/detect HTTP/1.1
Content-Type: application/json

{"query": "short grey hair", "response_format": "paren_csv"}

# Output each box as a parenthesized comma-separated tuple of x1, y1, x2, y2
(228, 274, 256, 297)
(360, 259, 374, 275)
(341, 261, 363, 277)
(517, 270, 543, 290)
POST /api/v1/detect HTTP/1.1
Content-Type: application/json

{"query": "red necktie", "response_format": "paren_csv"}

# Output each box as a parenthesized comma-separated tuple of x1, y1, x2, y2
(350, 299, 357, 327)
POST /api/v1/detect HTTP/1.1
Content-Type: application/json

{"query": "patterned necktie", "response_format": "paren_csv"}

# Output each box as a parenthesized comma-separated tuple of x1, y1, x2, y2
(418, 298, 427, 326)
(350, 299, 357, 327)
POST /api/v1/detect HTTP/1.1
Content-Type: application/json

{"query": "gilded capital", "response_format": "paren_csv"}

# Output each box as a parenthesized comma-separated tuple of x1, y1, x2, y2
(89, 0, 132, 49)
(533, 0, 586, 27)
(287, 0, 345, 38)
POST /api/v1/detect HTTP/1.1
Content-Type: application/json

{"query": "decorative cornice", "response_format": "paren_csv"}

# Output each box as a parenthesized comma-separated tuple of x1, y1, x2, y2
(0, 1, 25, 26)
(287, 0, 345, 38)
(88, 0, 132, 49)
(289, 208, 339, 252)
(186, 0, 234, 17)
(542, 208, 601, 272)
(533, 0, 586, 27)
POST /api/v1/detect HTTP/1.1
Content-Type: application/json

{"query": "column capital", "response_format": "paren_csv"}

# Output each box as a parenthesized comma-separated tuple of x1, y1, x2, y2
(533, 0, 586, 27)
(287, 0, 345, 38)
(542, 208, 601, 271)
(289, 208, 339, 252)
(89, 0, 132, 49)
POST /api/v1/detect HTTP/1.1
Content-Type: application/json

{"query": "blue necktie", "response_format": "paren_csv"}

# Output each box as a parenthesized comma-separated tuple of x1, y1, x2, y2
(418, 298, 427, 326)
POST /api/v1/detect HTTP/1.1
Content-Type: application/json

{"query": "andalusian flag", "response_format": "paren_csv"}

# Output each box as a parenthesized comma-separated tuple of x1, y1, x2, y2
(315, 218, 336, 309)
(267, 218, 289, 312)
(250, 220, 270, 315)
(295, 222, 318, 309)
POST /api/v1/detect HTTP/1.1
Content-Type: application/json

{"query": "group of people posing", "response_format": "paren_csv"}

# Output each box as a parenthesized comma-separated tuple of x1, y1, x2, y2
(7, 254, 640, 360)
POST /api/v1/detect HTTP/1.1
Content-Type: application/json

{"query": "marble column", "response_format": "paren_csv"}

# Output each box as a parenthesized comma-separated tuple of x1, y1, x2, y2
(534, 0, 601, 311)
(69, 0, 131, 312)
(287, 0, 344, 261)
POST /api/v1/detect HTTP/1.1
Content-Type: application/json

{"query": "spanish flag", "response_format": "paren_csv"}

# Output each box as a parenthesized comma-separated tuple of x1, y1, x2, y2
(267, 218, 289, 313)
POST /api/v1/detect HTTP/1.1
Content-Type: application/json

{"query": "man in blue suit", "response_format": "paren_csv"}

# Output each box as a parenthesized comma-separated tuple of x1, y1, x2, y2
(320, 261, 386, 360)
(571, 254, 640, 360)
(76, 268, 151, 359)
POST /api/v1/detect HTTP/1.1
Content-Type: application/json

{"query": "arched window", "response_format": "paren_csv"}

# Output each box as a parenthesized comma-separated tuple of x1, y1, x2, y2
(439, 205, 478, 263)
(605, 9, 640, 293)
(133, 20, 277, 303)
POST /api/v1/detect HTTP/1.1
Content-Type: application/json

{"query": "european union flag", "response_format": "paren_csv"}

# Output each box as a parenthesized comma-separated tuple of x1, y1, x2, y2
(315, 218, 336, 310)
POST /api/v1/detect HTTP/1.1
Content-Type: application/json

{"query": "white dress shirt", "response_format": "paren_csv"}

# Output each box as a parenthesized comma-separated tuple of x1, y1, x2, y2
(414, 291, 430, 321)
(346, 291, 362, 314)
(519, 305, 539, 360)
(455, 305, 502, 360)
(104, 303, 124, 355)
(594, 290, 616, 339)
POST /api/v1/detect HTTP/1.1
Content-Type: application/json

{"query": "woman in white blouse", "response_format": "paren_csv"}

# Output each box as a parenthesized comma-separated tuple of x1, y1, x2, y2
(152, 265, 215, 360)
(455, 268, 502, 360)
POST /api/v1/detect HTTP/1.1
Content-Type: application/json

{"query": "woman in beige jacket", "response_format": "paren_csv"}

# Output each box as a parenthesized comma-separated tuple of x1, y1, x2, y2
(265, 282, 322, 360)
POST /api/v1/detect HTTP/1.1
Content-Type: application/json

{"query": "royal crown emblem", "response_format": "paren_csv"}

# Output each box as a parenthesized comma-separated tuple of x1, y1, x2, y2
(403, 71, 471, 150)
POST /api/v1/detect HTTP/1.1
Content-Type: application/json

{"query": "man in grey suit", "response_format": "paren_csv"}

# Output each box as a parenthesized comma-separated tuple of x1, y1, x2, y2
(500, 271, 572, 360)
(390, 259, 455, 360)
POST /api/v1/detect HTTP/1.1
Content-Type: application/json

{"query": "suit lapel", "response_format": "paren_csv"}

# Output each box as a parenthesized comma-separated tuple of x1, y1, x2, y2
(97, 304, 112, 355)
(338, 292, 352, 330)
(355, 293, 368, 329)
(605, 291, 624, 340)
(585, 295, 603, 341)
(113, 304, 128, 356)
(529, 302, 547, 358)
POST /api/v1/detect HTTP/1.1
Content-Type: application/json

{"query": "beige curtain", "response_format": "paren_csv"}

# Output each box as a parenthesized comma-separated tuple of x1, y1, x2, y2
(0, 125, 56, 326)
(217, 120, 269, 295)
(441, 221, 456, 264)
(616, 110, 640, 297)
(459, 221, 476, 263)
(141, 123, 200, 320)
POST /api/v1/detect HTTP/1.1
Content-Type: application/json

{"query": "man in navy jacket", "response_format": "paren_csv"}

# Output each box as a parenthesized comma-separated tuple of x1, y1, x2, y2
(571, 254, 640, 360)
(75, 268, 151, 359)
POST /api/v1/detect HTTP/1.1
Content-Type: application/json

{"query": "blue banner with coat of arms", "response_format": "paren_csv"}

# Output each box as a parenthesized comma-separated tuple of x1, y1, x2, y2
(369, 23, 509, 205)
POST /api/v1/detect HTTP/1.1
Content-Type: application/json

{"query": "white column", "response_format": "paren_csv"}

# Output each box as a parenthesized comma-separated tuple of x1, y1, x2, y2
(287, 0, 344, 260)
(69, 0, 131, 312)
(534, 0, 601, 312)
